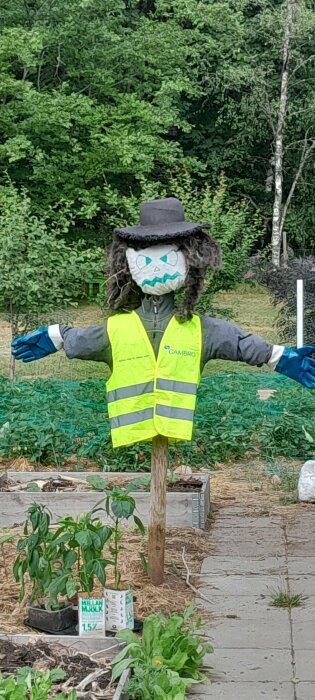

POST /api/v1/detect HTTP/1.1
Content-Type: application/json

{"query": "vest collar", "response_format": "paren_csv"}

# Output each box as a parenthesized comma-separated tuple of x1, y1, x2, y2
(137, 293, 175, 321)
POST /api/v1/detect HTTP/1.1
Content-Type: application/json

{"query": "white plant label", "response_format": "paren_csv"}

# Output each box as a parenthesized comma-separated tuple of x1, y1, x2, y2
(79, 598, 106, 637)
(104, 588, 134, 632)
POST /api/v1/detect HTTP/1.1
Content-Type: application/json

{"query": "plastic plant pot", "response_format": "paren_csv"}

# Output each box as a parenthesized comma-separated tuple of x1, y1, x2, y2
(26, 604, 74, 633)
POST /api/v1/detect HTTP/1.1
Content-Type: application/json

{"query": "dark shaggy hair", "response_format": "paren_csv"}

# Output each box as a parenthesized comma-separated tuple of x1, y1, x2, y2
(107, 231, 221, 322)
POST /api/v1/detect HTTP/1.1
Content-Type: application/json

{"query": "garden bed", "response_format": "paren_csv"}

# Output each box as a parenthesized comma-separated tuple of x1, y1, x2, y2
(0, 471, 210, 529)
(0, 635, 127, 699)
(0, 525, 210, 634)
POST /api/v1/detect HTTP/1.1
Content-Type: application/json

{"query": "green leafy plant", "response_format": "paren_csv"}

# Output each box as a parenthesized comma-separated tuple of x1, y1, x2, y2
(111, 605, 212, 698)
(51, 511, 113, 598)
(126, 476, 151, 492)
(13, 504, 113, 607)
(0, 184, 104, 381)
(86, 475, 109, 492)
(169, 171, 263, 296)
(0, 666, 76, 699)
(13, 504, 60, 609)
(104, 486, 145, 589)
(125, 666, 192, 700)
(0, 531, 15, 578)
(25, 483, 41, 493)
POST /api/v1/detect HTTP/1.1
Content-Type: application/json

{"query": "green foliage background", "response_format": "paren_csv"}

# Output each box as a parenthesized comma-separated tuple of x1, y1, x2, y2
(0, 0, 314, 251)
(1, 373, 314, 469)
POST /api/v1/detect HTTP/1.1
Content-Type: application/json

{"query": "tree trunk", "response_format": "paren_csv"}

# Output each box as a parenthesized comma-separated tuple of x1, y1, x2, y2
(271, 0, 296, 267)
(148, 435, 168, 586)
(282, 229, 288, 267)
(9, 354, 15, 383)
(9, 304, 17, 382)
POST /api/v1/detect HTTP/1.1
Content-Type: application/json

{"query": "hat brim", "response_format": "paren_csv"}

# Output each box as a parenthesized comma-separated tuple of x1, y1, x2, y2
(114, 221, 209, 242)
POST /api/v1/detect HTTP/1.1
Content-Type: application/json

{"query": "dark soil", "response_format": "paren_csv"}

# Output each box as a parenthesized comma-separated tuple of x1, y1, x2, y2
(166, 478, 203, 492)
(0, 639, 112, 692)
(0, 476, 203, 493)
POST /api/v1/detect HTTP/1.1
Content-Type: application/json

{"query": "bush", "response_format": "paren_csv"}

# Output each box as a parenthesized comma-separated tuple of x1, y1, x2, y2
(163, 171, 263, 316)
(256, 257, 315, 344)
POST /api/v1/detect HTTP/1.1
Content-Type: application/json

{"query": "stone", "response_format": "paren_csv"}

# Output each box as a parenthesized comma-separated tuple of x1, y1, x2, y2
(298, 460, 315, 502)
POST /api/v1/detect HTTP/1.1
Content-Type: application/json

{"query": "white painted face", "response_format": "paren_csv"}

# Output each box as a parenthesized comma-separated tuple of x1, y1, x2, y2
(126, 243, 187, 296)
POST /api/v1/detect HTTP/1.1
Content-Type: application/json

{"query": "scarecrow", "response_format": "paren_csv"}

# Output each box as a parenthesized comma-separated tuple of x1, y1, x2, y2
(12, 198, 315, 583)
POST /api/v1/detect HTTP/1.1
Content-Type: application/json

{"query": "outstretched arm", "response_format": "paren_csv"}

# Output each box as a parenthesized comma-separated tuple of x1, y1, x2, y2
(12, 323, 112, 367)
(201, 316, 315, 389)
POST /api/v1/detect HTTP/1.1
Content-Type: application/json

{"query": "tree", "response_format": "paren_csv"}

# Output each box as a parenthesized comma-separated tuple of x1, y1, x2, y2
(0, 184, 104, 380)
(0, 0, 314, 254)
(271, 0, 315, 266)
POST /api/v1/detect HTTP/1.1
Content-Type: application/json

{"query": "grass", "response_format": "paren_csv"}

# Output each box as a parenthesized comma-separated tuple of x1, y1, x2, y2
(264, 462, 299, 505)
(271, 589, 303, 608)
(204, 282, 278, 377)
(0, 302, 109, 381)
(279, 494, 299, 505)
(0, 282, 278, 381)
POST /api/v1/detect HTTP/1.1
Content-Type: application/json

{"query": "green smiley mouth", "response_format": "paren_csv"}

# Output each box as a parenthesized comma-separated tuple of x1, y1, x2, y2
(141, 272, 181, 287)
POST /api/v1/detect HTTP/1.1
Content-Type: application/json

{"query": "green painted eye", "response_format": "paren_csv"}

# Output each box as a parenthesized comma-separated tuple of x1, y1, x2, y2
(136, 254, 152, 270)
(160, 250, 178, 266)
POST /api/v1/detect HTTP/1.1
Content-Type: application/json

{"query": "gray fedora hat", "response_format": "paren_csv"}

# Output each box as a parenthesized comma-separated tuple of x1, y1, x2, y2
(114, 197, 209, 242)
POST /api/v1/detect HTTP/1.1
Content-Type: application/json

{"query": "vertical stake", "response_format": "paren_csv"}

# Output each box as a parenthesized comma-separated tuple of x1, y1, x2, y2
(148, 434, 168, 585)
(296, 279, 304, 348)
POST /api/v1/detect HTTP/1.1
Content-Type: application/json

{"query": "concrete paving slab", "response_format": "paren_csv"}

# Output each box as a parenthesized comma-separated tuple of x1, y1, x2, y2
(207, 616, 291, 649)
(197, 575, 285, 597)
(211, 530, 284, 558)
(292, 620, 315, 650)
(196, 594, 289, 619)
(287, 540, 315, 556)
(286, 515, 315, 557)
(288, 575, 315, 596)
(291, 602, 315, 649)
(295, 650, 315, 681)
(296, 682, 315, 699)
(189, 682, 294, 698)
(286, 516, 315, 538)
(200, 555, 286, 576)
(211, 516, 282, 529)
(291, 597, 315, 620)
(287, 557, 315, 575)
(203, 649, 292, 682)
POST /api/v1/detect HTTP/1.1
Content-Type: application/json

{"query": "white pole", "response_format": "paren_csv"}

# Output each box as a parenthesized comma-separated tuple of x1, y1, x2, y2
(296, 279, 304, 348)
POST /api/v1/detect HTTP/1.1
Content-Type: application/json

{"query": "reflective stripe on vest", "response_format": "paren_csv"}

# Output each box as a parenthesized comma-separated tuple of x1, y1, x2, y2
(106, 312, 201, 448)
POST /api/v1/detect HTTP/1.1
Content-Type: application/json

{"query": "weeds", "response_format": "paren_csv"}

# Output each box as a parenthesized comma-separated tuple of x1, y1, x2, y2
(271, 587, 303, 608)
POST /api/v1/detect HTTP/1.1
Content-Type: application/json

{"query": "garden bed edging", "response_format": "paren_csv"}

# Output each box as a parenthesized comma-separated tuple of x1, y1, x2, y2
(0, 471, 210, 529)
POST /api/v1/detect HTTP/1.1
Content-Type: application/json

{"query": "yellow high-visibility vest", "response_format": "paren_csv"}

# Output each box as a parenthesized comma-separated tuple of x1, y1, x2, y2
(106, 311, 202, 448)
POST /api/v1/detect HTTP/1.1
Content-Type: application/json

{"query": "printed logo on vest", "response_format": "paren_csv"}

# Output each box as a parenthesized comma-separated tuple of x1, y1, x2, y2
(164, 344, 196, 358)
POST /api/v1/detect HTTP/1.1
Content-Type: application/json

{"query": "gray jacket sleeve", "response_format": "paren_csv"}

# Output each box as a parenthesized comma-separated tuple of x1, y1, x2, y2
(59, 323, 113, 367)
(201, 316, 273, 369)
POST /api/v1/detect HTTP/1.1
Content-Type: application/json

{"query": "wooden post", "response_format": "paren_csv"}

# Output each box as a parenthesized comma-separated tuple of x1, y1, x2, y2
(148, 434, 168, 585)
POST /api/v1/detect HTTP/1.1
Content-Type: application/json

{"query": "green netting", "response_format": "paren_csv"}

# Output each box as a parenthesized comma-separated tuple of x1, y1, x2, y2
(0, 372, 314, 470)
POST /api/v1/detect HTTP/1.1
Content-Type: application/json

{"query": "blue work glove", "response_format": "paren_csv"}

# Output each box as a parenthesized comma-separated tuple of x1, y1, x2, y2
(11, 327, 58, 363)
(275, 345, 315, 389)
